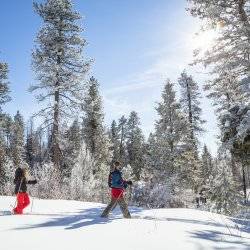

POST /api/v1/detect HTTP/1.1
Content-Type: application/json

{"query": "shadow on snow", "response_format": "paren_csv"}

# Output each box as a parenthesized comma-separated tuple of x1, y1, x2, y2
(189, 230, 250, 249)
(13, 206, 113, 230)
(11, 205, 250, 249)
(11, 206, 143, 230)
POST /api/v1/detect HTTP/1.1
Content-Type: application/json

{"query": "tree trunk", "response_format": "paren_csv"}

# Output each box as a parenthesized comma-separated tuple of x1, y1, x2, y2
(242, 163, 247, 204)
(52, 21, 63, 171)
(238, 0, 250, 73)
(186, 78, 194, 142)
(238, 0, 250, 37)
(169, 107, 174, 153)
(52, 88, 60, 170)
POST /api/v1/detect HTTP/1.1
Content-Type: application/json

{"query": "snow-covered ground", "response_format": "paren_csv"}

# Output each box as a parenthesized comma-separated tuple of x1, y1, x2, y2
(1, 196, 249, 250)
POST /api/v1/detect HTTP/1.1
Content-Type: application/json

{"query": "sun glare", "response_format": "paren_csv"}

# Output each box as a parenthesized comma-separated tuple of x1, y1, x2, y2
(191, 29, 217, 52)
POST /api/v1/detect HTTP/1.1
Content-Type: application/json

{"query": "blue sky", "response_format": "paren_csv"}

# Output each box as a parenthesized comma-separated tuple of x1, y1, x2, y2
(0, 0, 219, 155)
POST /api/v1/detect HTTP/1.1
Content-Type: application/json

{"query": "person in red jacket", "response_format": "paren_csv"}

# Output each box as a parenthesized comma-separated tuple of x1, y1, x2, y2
(13, 166, 37, 215)
(101, 161, 132, 218)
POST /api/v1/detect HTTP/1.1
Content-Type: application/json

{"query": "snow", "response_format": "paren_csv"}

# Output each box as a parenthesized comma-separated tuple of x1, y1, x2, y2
(1, 196, 249, 250)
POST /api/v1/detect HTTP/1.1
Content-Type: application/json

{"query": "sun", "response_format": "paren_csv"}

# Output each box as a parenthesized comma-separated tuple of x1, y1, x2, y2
(191, 29, 217, 52)
(190, 19, 226, 53)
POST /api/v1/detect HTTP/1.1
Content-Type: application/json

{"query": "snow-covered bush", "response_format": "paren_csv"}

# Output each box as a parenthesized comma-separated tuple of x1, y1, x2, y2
(131, 177, 194, 208)
(31, 163, 62, 199)
(207, 152, 243, 216)
(70, 144, 110, 203)
(1, 158, 16, 195)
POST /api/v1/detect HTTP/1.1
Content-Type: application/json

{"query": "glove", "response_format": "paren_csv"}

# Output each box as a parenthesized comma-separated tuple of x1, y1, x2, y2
(28, 179, 37, 185)
(126, 180, 133, 186)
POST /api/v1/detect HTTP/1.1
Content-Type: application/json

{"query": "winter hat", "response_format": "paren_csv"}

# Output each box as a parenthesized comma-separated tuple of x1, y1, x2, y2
(22, 162, 29, 169)
(22, 163, 30, 179)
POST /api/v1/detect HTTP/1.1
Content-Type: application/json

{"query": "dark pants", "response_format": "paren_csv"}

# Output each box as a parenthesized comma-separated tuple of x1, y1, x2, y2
(101, 197, 131, 218)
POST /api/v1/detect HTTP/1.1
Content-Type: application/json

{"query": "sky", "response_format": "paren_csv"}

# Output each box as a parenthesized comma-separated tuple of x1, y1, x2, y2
(0, 0, 219, 155)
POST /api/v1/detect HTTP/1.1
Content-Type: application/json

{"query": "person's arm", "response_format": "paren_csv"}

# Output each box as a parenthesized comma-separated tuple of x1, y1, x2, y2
(108, 173, 112, 187)
(14, 172, 18, 184)
(27, 180, 37, 185)
(123, 180, 133, 189)
(120, 172, 133, 189)
(123, 181, 128, 189)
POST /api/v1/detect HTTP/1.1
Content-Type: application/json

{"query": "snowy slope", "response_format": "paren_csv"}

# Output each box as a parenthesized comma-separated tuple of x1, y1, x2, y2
(0, 196, 249, 250)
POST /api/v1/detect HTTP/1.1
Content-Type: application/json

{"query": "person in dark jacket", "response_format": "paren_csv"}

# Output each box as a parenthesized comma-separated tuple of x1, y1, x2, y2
(101, 161, 132, 218)
(13, 166, 37, 214)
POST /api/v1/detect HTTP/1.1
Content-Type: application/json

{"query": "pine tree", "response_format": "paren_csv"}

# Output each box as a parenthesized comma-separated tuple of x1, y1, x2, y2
(0, 60, 11, 194)
(31, 0, 90, 169)
(209, 153, 242, 215)
(10, 111, 25, 166)
(117, 115, 128, 164)
(187, 0, 250, 206)
(82, 76, 111, 177)
(82, 77, 105, 156)
(178, 71, 204, 194)
(178, 70, 205, 145)
(126, 111, 145, 180)
(201, 144, 213, 185)
(109, 120, 120, 163)
(2, 115, 12, 157)
(0, 143, 6, 194)
(204, 72, 247, 115)
(0, 61, 11, 159)
(0, 62, 11, 112)
(36, 126, 46, 167)
(94, 132, 112, 203)
(25, 119, 41, 169)
(143, 80, 195, 207)
(146, 132, 158, 171)
(62, 119, 82, 177)
(175, 148, 202, 194)
(221, 104, 250, 203)
(0, 114, 12, 195)
(154, 79, 186, 174)
(187, 0, 250, 98)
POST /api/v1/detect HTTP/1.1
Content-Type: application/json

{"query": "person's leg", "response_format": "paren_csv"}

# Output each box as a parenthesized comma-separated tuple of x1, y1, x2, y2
(22, 193, 30, 211)
(14, 193, 25, 214)
(101, 198, 117, 217)
(118, 197, 131, 218)
(13, 195, 20, 214)
(195, 197, 200, 208)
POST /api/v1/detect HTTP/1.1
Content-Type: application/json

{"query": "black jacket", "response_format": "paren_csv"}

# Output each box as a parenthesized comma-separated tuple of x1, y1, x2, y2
(14, 167, 37, 194)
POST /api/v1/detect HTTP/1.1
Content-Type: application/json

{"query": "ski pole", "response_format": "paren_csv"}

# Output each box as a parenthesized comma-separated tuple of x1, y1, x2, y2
(30, 196, 34, 213)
